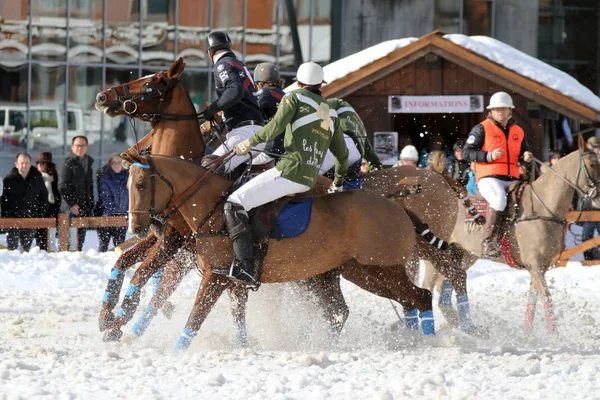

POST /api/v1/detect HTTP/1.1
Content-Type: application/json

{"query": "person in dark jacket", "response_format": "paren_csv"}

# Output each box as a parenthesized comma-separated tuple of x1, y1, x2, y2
(447, 140, 471, 186)
(254, 62, 286, 161)
(58, 136, 95, 251)
(96, 154, 129, 252)
(203, 30, 271, 172)
(35, 152, 61, 251)
(1, 152, 49, 251)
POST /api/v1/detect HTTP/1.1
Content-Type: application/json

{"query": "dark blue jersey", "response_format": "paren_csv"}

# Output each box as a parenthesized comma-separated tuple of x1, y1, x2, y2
(258, 86, 286, 160)
(211, 52, 266, 131)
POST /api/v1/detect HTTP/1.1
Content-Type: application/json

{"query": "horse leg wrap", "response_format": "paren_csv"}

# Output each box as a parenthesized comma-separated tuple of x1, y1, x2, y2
(404, 308, 419, 331)
(420, 310, 436, 336)
(439, 279, 454, 308)
(457, 294, 476, 333)
(151, 268, 165, 296)
(419, 226, 448, 250)
(102, 268, 125, 309)
(523, 290, 538, 332)
(130, 305, 158, 337)
(174, 328, 197, 352)
(116, 284, 141, 322)
(234, 320, 249, 348)
(543, 301, 556, 333)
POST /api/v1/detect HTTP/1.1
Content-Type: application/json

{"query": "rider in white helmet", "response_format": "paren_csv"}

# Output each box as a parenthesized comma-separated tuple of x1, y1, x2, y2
(463, 91, 533, 258)
(216, 62, 349, 286)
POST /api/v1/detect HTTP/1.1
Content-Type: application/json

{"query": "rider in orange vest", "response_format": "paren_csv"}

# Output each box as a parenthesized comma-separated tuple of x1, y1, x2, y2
(463, 92, 533, 258)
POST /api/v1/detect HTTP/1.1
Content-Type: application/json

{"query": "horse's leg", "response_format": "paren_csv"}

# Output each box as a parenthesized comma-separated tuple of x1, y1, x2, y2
(130, 257, 194, 337)
(421, 260, 439, 291)
(524, 285, 539, 332)
(99, 234, 158, 332)
(341, 263, 435, 335)
(227, 284, 250, 347)
(175, 270, 231, 351)
(104, 232, 186, 341)
(150, 268, 176, 319)
(308, 269, 349, 336)
(405, 256, 420, 285)
(527, 266, 555, 333)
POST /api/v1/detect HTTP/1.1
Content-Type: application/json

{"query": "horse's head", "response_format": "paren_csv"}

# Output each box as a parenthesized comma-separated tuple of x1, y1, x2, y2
(127, 156, 174, 238)
(95, 58, 186, 118)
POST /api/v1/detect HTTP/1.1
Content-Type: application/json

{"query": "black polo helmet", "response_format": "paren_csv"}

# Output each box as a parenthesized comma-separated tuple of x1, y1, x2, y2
(205, 31, 232, 54)
(253, 62, 280, 83)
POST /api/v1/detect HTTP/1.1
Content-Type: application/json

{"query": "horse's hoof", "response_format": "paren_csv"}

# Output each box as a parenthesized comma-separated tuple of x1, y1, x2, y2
(103, 329, 123, 342)
(99, 311, 116, 332)
(161, 302, 175, 320)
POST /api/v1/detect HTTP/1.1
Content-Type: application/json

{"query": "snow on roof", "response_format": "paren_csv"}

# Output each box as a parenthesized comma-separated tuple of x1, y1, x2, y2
(444, 34, 600, 113)
(287, 33, 600, 114)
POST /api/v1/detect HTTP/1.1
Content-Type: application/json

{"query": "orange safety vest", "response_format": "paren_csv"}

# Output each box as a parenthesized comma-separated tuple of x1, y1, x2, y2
(475, 117, 524, 182)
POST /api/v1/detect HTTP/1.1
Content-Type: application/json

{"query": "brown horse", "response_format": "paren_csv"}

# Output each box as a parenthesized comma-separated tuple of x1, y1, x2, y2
(126, 154, 435, 350)
(427, 139, 600, 333)
(95, 59, 349, 344)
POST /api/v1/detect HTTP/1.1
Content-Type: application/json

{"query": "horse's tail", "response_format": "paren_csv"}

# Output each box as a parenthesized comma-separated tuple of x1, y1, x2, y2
(442, 175, 486, 225)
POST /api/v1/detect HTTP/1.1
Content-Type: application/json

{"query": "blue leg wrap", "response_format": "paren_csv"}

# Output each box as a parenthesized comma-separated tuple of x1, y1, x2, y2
(404, 308, 419, 331)
(116, 284, 140, 318)
(457, 294, 476, 333)
(151, 268, 165, 296)
(130, 305, 158, 337)
(174, 328, 197, 352)
(439, 279, 453, 308)
(420, 310, 436, 336)
(110, 268, 123, 280)
(234, 320, 249, 348)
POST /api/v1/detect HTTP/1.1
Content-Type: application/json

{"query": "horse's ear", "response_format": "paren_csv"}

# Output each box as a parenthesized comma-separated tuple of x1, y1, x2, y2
(166, 57, 186, 79)
(578, 134, 586, 151)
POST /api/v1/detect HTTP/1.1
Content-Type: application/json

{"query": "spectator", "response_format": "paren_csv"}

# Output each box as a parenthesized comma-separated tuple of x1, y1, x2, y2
(548, 151, 560, 168)
(466, 162, 477, 195)
(1, 152, 48, 251)
(580, 137, 600, 260)
(96, 154, 129, 252)
(396, 145, 419, 167)
(447, 140, 471, 186)
(360, 159, 369, 175)
(35, 152, 61, 251)
(59, 136, 95, 251)
(426, 150, 447, 174)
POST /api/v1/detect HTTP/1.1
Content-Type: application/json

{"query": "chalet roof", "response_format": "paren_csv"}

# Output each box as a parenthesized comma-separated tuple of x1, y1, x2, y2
(298, 31, 600, 124)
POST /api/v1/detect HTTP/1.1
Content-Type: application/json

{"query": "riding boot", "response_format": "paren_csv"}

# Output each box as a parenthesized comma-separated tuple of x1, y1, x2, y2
(481, 208, 502, 259)
(220, 202, 258, 287)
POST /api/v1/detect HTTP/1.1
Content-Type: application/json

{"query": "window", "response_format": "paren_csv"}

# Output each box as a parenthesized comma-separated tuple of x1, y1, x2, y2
(435, 0, 495, 36)
(67, 111, 78, 130)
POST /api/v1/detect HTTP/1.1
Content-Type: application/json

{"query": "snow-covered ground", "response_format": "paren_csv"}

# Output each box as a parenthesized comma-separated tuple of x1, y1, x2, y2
(1, 239, 600, 399)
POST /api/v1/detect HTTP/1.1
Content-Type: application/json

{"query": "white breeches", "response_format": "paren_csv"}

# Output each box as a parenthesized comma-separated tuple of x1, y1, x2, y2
(319, 134, 362, 175)
(477, 177, 515, 211)
(211, 125, 272, 172)
(227, 167, 311, 211)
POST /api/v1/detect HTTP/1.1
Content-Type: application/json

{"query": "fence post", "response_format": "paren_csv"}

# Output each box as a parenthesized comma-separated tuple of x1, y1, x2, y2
(58, 213, 69, 252)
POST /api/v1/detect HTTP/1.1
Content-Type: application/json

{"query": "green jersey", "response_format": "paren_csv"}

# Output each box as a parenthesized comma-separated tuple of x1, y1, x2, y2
(248, 88, 349, 187)
(327, 98, 382, 171)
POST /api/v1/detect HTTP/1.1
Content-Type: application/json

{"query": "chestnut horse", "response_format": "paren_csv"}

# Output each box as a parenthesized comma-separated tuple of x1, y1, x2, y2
(425, 139, 600, 333)
(95, 58, 349, 344)
(126, 154, 435, 350)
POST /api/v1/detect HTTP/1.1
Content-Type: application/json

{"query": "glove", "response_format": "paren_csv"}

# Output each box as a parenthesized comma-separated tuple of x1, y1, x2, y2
(234, 139, 252, 155)
(328, 184, 344, 194)
(204, 103, 218, 121)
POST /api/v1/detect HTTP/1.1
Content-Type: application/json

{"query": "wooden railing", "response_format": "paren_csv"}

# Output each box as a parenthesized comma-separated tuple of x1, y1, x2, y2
(0, 214, 127, 252)
(553, 211, 600, 267)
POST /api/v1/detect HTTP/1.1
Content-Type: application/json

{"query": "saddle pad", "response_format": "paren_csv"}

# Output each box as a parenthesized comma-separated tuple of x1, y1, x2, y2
(343, 177, 363, 191)
(467, 195, 488, 219)
(271, 198, 313, 239)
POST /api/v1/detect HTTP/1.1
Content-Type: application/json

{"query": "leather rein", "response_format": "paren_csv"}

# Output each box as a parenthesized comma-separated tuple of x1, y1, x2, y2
(107, 72, 202, 123)
(518, 150, 600, 226)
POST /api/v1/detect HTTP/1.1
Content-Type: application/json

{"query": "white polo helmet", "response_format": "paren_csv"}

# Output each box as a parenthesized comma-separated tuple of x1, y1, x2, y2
(487, 91, 514, 109)
(296, 61, 324, 86)
(400, 145, 419, 161)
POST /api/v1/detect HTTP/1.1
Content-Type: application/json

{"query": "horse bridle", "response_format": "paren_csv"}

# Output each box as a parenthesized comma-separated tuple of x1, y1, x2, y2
(128, 153, 235, 231)
(107, 72, 200, 123)
(521, 150, 600, 225)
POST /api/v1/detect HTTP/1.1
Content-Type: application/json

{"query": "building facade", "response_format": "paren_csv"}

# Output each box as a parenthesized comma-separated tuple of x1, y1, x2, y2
(0, 0, 598, 168)
(0, 0, 333, 166)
